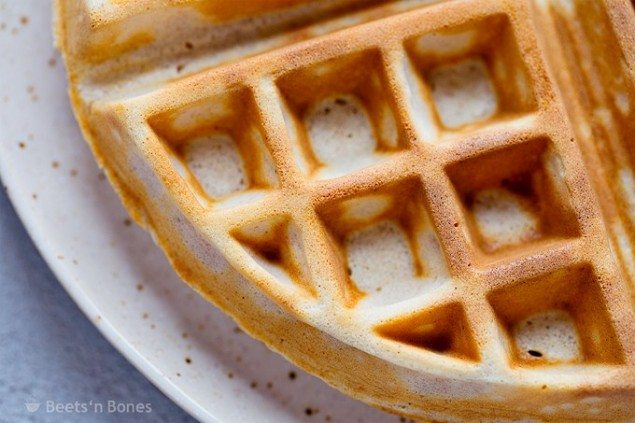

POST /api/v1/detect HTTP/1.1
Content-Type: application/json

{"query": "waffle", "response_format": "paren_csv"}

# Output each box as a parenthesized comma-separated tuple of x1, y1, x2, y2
(55, 0, 635, 420)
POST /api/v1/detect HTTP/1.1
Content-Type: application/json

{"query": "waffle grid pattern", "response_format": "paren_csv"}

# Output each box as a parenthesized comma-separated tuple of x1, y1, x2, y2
(113, 0, 633, 384)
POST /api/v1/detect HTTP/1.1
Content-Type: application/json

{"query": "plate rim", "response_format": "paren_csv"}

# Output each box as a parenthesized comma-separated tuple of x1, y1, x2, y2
(0, 160, 220, 423)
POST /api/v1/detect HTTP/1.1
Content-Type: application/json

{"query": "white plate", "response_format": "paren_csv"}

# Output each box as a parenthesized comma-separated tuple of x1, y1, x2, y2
(0, 2, 395, 422)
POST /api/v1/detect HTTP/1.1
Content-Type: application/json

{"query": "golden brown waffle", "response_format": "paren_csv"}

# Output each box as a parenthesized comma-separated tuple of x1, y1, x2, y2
(55, 0, 635, 420)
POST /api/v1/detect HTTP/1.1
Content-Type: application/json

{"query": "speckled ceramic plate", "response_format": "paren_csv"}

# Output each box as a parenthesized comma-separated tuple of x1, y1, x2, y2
(0, 2, 395, 422)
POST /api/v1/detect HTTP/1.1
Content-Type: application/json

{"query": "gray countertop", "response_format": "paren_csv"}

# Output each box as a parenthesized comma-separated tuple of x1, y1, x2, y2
(0, 184, 196, 423)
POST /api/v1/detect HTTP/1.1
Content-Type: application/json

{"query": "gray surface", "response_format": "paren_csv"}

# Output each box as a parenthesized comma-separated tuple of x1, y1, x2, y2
(0, 183, 196, 423)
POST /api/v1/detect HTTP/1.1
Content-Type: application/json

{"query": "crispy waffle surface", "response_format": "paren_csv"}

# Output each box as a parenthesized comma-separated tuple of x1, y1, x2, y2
(55, 0, 635, 420)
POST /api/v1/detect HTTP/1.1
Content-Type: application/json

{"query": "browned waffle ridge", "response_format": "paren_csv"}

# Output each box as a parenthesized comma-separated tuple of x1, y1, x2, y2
(55, 0, 635, 420)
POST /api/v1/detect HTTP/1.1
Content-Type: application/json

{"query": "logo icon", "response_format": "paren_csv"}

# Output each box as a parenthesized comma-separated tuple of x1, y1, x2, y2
(25, 401, 41, 413)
